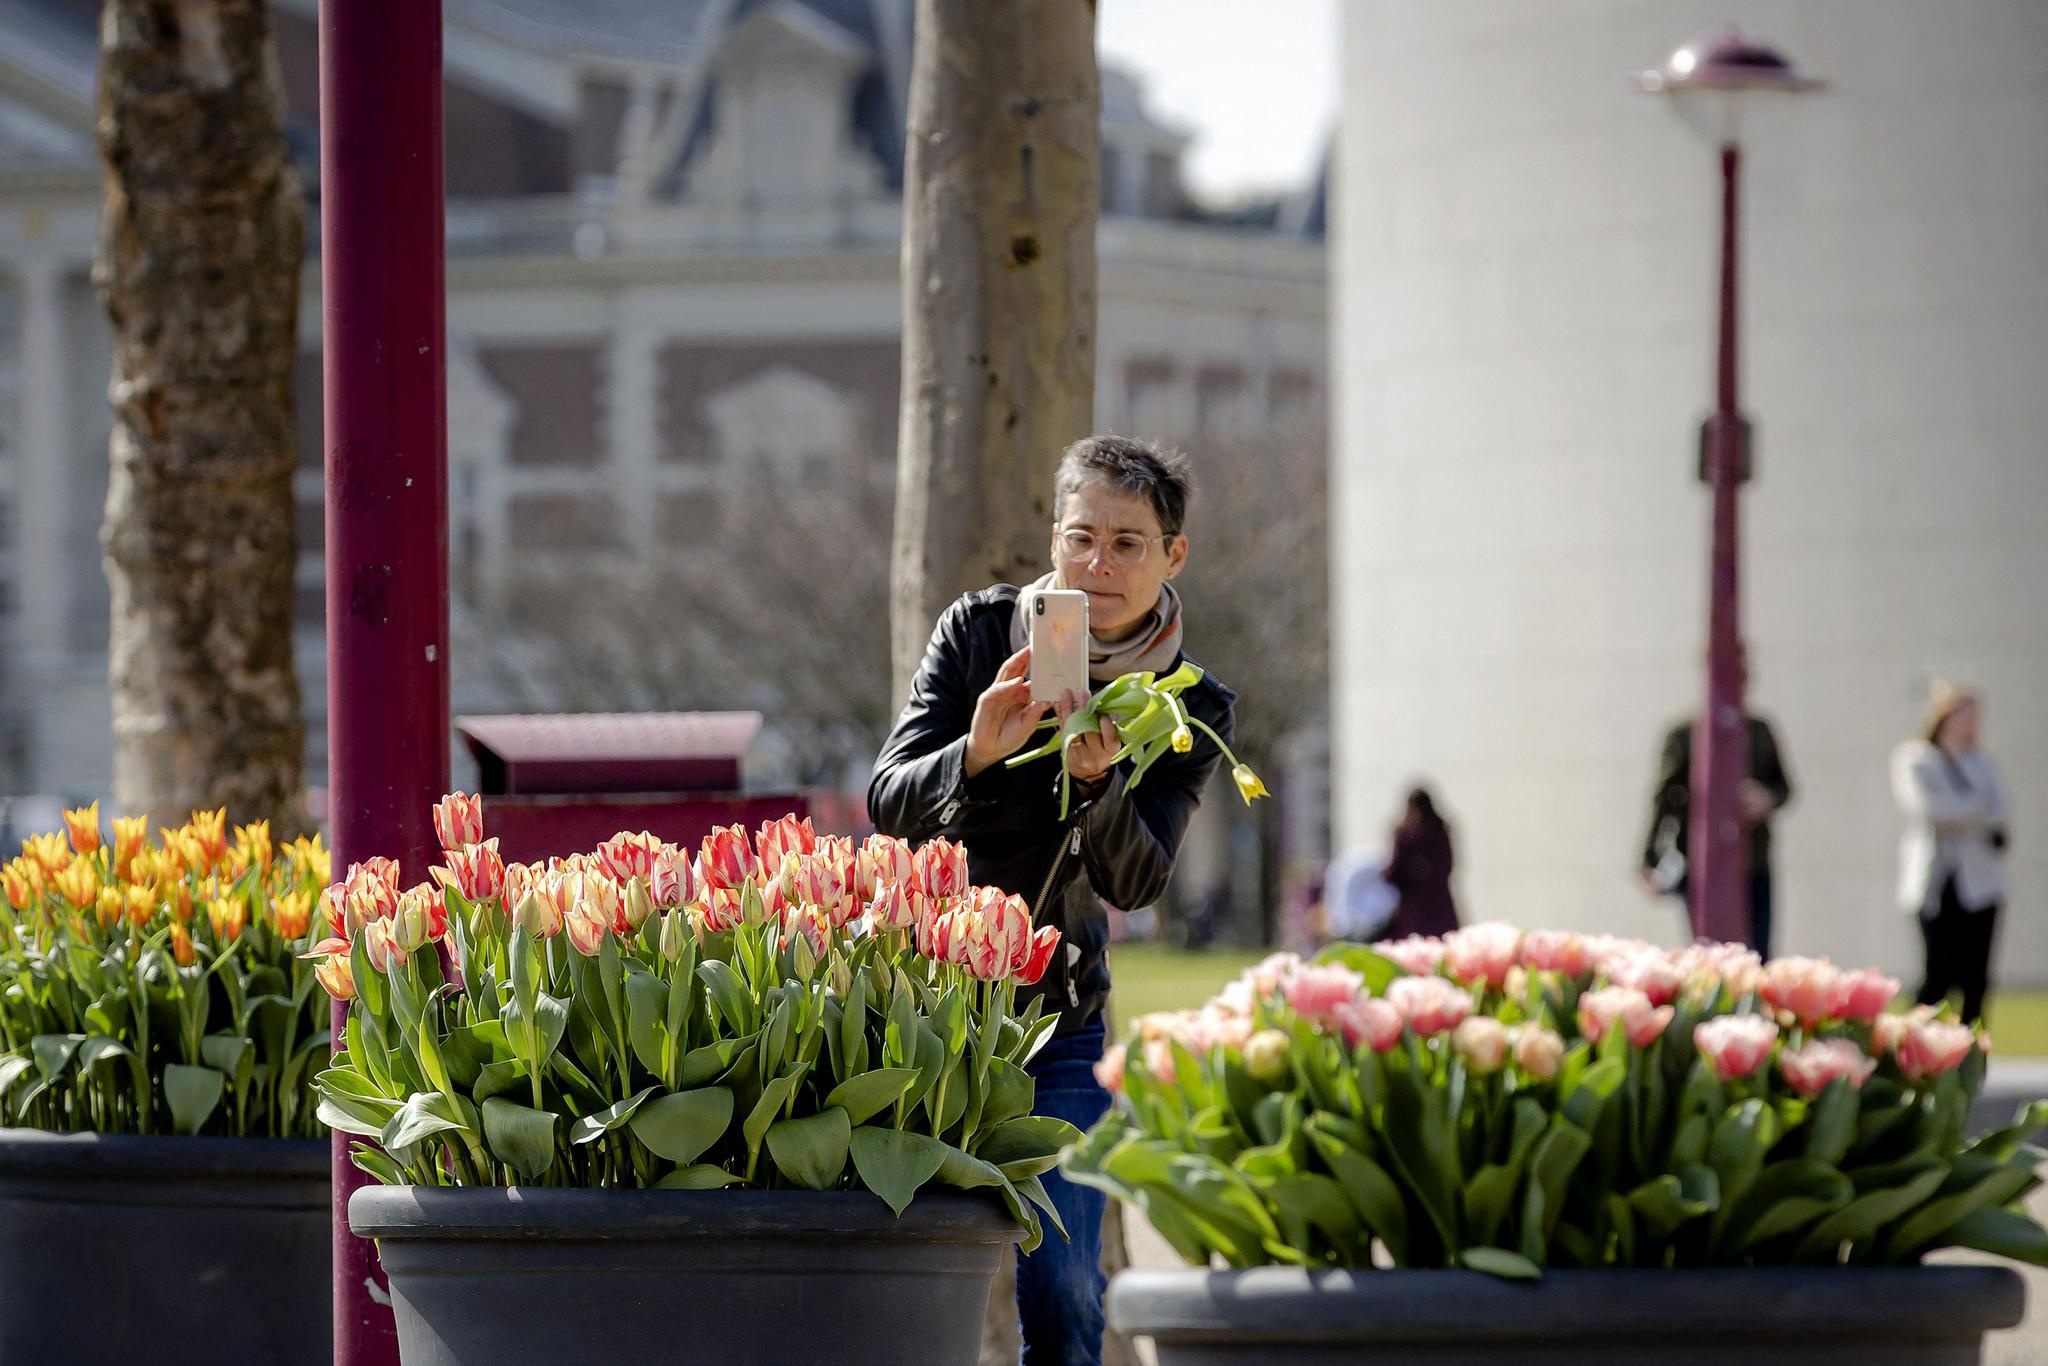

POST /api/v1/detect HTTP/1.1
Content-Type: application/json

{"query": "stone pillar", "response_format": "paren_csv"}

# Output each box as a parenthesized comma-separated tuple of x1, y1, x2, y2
(608, 300, 660, 557)
(13, 260, 67, 674)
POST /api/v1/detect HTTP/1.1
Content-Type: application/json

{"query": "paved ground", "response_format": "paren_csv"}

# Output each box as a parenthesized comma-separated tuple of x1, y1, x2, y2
(1114, 1059, 2048, 1364)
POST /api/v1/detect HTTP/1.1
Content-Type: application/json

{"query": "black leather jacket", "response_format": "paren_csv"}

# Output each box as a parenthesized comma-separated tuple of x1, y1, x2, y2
(868, 585, 1236, 1033)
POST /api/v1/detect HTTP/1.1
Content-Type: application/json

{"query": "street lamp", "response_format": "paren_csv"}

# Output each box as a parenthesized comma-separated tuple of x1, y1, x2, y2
(1640, 30, 1822, 948)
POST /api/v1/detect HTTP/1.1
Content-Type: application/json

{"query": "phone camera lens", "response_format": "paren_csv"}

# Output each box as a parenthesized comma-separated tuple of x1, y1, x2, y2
(1035, 599, 1044, 614)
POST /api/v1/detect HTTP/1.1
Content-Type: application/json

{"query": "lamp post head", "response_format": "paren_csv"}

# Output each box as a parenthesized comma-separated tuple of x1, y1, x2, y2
(1641, 27, 1823, 144)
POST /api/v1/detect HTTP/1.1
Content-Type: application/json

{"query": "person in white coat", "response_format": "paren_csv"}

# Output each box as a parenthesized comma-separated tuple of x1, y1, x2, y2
(1892, 682, 2008, 1024)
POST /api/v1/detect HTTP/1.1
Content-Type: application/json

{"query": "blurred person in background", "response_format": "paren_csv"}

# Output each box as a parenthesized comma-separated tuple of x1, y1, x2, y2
(1893, 682, 2008, 1025)
(1383, 786, 1458, 940)
(1639, 712, 1794, 956)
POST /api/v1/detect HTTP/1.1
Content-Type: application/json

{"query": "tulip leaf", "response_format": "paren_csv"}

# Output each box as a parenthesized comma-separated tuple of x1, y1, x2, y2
(164, 1063, 226, 1136)
(850, 1125, 950, 1216)
(568, 1086, 656, 1145)
(655, 1164, 741, 1190)
(1882, 1155, 2041, 1262)
(979, 1116, 1084, 1181)
(624, 968, 669, 1078)
(1945, 1206, 2048, 1266)
(823, 1068, 920, 1127)
(1794, 1162, 1947, 1262)
(1803, 1077, 1860, 1167)
(743, 1066, 810, 1157)
(1721, 1158, 1853, 1253)
(631, 1087, 734, 1165)
(766, 1107, 852, 1190)
(1460, 1246, 1543, 1280)
(481, 1096, 559, 1181)
(349, 1144, 412, 1187)
(383, 1091, 472, 1151)
(30, 1033, 83, 1083)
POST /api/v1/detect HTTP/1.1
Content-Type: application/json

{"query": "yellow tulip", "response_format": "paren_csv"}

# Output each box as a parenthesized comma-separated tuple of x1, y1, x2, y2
(23, 833, 71, 877)
(1231, 764, 1270, 805)
(54, 860, 100, 910)
(207, 896, 247, 943)
(111, 815, 148, 879)
(63, 802, 102, 856)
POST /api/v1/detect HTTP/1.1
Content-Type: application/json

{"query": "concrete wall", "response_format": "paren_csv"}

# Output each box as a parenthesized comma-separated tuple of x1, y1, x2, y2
(1333, 1, 2048, 980)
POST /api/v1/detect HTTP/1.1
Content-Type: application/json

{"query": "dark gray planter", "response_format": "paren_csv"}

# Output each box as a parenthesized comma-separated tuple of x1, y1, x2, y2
(1110, 1265, 2027, 1365)
(350, 1185, 1025, 1366)
(0, 1128, 331, 1366)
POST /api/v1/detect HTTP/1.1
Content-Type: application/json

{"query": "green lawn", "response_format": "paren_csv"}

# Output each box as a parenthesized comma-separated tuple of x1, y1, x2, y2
(1106, 942, 1263, 1027)
(1109, 943, 2048, 1058)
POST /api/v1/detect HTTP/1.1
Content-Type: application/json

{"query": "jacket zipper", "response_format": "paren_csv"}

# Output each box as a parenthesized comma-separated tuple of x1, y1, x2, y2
(1030, 823, 1084, 1006)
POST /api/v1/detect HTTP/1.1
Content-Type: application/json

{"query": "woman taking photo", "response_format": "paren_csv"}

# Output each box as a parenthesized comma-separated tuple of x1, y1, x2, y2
(1892, 682, 2008, 1024)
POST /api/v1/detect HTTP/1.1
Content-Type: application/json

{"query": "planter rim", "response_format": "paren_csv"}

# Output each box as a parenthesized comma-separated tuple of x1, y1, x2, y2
(350, 1184, 1026, 1244)
(1109, 1265, 2029, 1342)
(0, 1127, 329, 1182)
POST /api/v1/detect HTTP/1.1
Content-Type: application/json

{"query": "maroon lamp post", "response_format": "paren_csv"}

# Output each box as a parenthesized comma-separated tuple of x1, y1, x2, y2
(320, 1, 450, 1362)
(1640, 30, 1821, 947)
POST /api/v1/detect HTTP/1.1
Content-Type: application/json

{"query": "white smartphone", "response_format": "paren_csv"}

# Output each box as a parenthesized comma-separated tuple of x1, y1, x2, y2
(1028, 589, 1089, 703)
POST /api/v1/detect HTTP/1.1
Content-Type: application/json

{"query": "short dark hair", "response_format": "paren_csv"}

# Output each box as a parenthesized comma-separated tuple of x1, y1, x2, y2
(1053, 434, 1193, 537)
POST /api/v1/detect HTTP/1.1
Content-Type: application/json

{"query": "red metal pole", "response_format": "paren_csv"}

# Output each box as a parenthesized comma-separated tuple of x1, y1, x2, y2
(1690, 142, 1750, 947)
(320, 1, 449, 1361)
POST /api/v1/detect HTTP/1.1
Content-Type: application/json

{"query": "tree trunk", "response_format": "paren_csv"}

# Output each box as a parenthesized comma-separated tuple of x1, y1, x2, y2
(890, 0, 1101, 699)
(95, 0, 307, 830)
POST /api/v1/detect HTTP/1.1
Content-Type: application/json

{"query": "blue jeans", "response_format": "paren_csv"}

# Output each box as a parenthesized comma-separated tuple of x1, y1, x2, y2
(1017, 1018, 1109, 1366)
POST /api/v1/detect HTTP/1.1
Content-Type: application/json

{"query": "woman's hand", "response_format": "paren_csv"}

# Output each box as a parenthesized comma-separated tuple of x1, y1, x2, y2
(1058, 688, 1121, 789)
(964, 647, 1051, 778)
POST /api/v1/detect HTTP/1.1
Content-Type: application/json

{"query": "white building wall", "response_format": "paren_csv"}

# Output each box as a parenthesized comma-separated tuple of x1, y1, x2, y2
(1334, 1, 2048, 979)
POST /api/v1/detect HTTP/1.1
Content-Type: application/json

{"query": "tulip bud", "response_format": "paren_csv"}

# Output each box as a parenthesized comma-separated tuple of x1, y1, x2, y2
(623, 877, 656, 932)
(1170, 725, 1193, 754)
(514, 888, 562, 939)
(1513, 1025, 1565, 1081)
(1453, 1016, 1509, 1074)
(658, 908, 689, 960)
(1243, 1028, 1291, 1082)
(791, 931, 819, 982)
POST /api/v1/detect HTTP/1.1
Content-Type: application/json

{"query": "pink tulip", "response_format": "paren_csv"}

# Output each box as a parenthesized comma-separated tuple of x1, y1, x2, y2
(596, 831, 661, 883)
(856, 833, 914, 901)
(1779, 1038, 1877, 1097)
(1453, 1016, 1510, 1073)
(756, 814, 817, 873)
(1513, 1025, 1565, 1080)
(865, 880, 916, 932)
(564, 898, 609, 956)
(1578, 986, 1674, 1047)
(392, 884, 446, 953)
(1602, 946, 1686, 1006)
(342, 858, 402, 934)
(1375, 935, 1445, 977)
(1334, 995, 1404, 1053)
(1142, 1035, 1178, 1083)
(1281, 964, 1366, 1028)
(359, 917, 403, 973)
(440, 838, 506, 904)
(1829, 969, 1901, 1024)
(1018, 924, 1061, 986)
(914, 837, 971, 906)
(1519, 928, 1593, 978)
(809, 837, 861, 928)
(700, 886, 744, 933)
(433, 792, 485, 853)
(1095, 1043, 1128, 1093)
(1694, 1014, 1779, 1080)
(1443, 922, 1522, 990)
(697, 824, 757, 893)
(1896, 1019, 1976, 1081)
(649, 843, 693, 909)
(1385, 975, 1474, 1037)
(1761, 956, 1844, 1027)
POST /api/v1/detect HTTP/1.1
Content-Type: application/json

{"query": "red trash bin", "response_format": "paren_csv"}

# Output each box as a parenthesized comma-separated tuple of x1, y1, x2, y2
(454, 712, 805, 864)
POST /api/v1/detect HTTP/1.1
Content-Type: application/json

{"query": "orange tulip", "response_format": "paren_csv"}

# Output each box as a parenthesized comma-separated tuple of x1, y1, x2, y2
(2, 859, 42, 912)
(273, 889, 313, 941)
(24, 833, 71, 877)
(54, 860, 99, 910)
(170, 923, 196, 967)
(111, 816, 148, 879)
(207, 896, 247, 943)
(124, 884, 155, 928)
(188, 809, 228, 871)
(233, 820, 274, 879)
(62, 802, 102, 856)
(95, 887, 123, 929)
(165, 880, 194, 924)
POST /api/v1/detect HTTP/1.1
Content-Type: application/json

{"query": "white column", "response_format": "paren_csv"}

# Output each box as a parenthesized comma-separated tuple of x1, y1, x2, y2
(13, 260, 67, 672)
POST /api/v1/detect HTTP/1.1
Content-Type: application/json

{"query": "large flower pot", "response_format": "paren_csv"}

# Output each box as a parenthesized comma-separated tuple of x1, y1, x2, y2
(1109, 1265, 2026, 1365)
(0, 1129, 331, 1365)
(350, 1186, 1024, 1366)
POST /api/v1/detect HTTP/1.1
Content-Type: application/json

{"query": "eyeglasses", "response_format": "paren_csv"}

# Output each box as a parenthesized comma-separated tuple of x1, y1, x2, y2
(1055, 527, 1171, 568)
